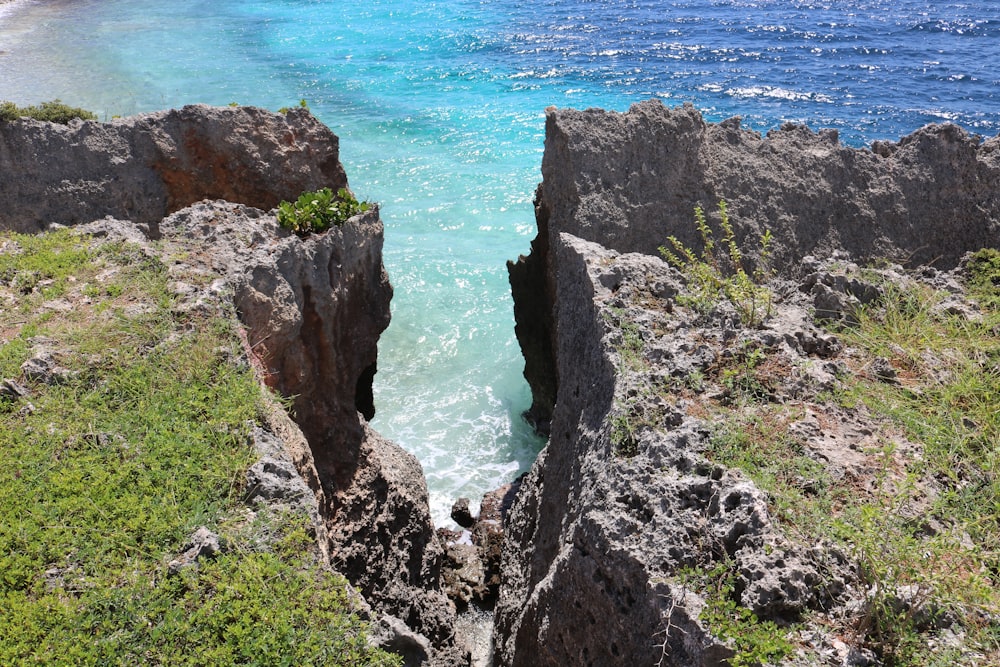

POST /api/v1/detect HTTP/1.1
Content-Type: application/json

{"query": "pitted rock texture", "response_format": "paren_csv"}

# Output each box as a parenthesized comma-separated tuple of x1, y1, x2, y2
(533, 99, 999, 272)
(2, 109, 462, 664)
(496, 235, 871, 666)
(510, 100, 1000, 429)
(0, 105, 346, 233)
(156, 201, 463, 666)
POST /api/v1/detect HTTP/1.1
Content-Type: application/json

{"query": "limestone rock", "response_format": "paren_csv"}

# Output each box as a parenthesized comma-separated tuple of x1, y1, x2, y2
(511, 101, 1000, 432)
(156, 199, 461, 664)
(450, 497, 475, 529)
(0, 105, 346, 233)
(21, 346, 75, 385)
(496, 234, 865, 666)
(168, 526, 223, 575)
(245, 456, 312, 505)
(532, 100, 999, 272)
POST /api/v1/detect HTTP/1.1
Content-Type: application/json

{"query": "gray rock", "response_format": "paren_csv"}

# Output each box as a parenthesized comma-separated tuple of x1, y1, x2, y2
(511, 100, 1000, 429)
(167, 526, 223, 575)
(369, 614, 433, 667)
(531, 101, 998, 273)
(20, 348, 76, 385)
(245, 456, 311, 505)
(0, 105, 346, 234)
(0, 378, 30, 399)
(501, 100, 1000, 665)
(155, 199, 461, 664)
(496, 232, 889, 665)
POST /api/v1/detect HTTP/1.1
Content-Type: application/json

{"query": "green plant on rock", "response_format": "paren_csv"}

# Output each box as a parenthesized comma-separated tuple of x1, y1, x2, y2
(967, 247, 1000, 310)
(278, 99, 310, 114)
(660, 201, 774, 327)
(680, 561, 794, 667)
(0, 230, 400, 666)
(276, 187, 372, 236)
(0, 99, 97, 124)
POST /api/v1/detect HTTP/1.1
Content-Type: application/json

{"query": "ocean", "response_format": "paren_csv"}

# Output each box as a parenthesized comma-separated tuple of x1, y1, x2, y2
(2, 0, 998, 524)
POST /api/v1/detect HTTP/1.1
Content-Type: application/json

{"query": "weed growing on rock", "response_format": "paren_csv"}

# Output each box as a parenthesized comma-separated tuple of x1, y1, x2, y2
(278, 99, 310, 114)
(277, 187, 371, 236)
(690, 256, 1000, 664)
(0, 99, 97, 124)
(660, 201, 773, 327)
(680, 562, 794, 666)
(967, 247, 1000, 310)
(605, 306, 646, 371)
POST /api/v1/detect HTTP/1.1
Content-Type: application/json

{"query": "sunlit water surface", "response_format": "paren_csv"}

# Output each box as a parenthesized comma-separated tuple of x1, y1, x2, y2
(2, 0, 998, 523)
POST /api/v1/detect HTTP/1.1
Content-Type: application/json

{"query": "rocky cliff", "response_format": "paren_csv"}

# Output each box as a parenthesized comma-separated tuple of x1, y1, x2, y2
(512, 99, 1000, 426)
(499, 101, 1000, 665)
(0, 105, 345, 233)
(0, 107, 463, 666)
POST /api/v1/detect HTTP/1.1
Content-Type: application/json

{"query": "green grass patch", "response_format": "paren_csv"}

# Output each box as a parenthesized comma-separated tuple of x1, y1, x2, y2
(0, 230, 399, 665)
(703, 262, 1000, 665)
(0, 99, 97, 124)
(680, 562, 795, 667)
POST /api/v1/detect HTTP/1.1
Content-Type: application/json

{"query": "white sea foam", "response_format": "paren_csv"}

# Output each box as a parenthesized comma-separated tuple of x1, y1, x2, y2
(2, 0, 998, 528)
(727, 86, 834, 104)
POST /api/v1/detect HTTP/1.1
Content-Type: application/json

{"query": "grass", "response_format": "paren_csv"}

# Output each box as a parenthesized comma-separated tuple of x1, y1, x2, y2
(702, 258, 1000, 665)
(0, 229, 399, 666)
(660, 201, 774, 328)
(679, 562, 795, 667)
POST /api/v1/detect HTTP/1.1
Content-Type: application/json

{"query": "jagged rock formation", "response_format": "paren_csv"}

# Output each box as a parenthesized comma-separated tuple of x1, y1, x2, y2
(157, 201, 464, 665)
(0, 104, 345, 233)
(534, 99, 1000, 272)
(499, 101, 1000, 666)
(0, 107, 463, 666)
(498, 236, 860, 666)
(512, 99, 1000, 426)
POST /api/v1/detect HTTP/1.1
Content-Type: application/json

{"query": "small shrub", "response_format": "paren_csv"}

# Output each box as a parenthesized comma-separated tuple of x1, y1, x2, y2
(0, 99, 97, 124)
(681, 561, 795, 667)
(278, 99, 310, 114)
(660, 201, 773, 327)
(276, 187, 371, 236)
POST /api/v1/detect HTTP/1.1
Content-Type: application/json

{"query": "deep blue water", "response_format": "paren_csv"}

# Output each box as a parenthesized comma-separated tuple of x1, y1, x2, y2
(2, 0, 998, 523)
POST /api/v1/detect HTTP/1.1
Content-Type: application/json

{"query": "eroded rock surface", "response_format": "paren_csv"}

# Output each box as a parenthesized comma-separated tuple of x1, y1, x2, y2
(0, 105, 346, 233)
(1, 108, 462, 666)
(531, 100, 999, 272)
(157, 201, 464, 665)
(499, 102, 999, 666)
(510, 100, 1000, 429)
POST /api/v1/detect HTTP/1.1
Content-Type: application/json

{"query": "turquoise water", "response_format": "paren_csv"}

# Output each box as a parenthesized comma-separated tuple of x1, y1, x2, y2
(3, 0, 999, 523)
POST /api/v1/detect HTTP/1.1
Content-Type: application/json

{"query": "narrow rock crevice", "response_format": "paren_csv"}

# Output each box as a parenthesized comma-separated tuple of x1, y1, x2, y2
(498, 101, 1000, 666)
(0, 107, 464, 666)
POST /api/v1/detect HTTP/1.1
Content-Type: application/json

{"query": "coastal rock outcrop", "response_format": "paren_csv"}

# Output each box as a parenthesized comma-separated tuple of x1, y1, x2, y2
(499, 101, 1000, 665)
(157, 201, 463, 666)
(511, 100, 1000, 427)
(532, 99, 999, 272)
(0, 104, 345, 233)
(1, 107, 463, 666)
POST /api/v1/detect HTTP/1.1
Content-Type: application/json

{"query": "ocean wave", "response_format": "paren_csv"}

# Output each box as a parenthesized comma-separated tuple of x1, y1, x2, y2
(726, 86, 834, 103)
(908, 18, 1000, 37)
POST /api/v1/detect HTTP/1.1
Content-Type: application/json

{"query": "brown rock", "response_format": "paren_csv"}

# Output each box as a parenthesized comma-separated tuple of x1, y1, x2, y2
(0, 105, 346, 233)
(451, 497, 475, 528)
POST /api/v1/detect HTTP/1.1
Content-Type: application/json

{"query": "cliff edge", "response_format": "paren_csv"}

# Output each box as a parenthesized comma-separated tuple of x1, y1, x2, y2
(500, 101, 1000, 665)
(0, 106, 463, 666)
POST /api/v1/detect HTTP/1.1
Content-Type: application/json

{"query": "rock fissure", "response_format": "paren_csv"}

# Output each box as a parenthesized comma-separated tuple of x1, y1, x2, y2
(1, 106, 466, 666)
(498, 101, 1000, 665)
